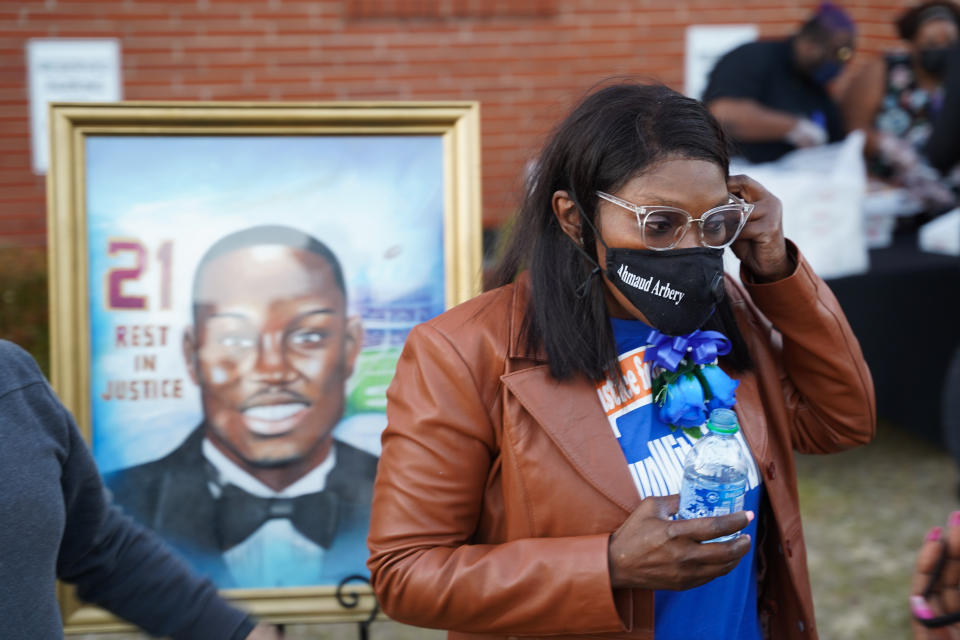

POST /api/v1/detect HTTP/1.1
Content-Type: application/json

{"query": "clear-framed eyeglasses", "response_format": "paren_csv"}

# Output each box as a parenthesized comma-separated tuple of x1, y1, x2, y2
(595, 191, 754, 251)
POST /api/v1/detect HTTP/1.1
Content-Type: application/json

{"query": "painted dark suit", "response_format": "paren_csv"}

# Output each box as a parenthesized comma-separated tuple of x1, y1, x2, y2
(105, 424, 378, 589)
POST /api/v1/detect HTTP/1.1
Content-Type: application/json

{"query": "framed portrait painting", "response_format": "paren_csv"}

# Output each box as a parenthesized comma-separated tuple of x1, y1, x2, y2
(46, 101, 481, 631)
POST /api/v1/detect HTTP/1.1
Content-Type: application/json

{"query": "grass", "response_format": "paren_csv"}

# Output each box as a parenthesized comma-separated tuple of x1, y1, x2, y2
(797, 421, 958, 639)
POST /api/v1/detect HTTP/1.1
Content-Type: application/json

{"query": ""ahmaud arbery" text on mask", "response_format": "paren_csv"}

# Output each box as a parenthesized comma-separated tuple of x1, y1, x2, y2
(617, 264, 685, 306)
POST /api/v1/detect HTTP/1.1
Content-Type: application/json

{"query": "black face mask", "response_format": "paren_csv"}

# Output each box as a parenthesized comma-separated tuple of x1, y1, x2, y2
(919, 47, 951, 76)
(604, 246, 726, 336)
(571, 208, 726, 336)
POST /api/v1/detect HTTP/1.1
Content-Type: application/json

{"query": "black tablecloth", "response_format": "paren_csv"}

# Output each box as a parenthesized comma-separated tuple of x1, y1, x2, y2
(826, 234, 960, 446)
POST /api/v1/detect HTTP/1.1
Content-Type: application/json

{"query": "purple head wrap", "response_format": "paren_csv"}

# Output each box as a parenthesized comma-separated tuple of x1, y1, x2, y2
(814, 2, 857, 35)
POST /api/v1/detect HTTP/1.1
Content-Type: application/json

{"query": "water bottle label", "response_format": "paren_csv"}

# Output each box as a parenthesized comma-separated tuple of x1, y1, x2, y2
(679, 482, 746, 519)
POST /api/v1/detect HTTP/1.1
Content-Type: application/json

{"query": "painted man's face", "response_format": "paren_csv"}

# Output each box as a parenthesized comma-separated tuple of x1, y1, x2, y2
(184, 245, 362, 475)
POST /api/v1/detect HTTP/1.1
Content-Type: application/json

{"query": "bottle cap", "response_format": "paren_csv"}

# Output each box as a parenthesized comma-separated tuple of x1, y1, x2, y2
(707, 408, 739, 434)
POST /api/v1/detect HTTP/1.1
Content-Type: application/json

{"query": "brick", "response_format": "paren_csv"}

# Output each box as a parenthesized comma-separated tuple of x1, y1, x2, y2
(0, 0, 914, 245)
(0, 219, 47, 235)
(0, 193, 46, 205)
(0, 177, 41, 192)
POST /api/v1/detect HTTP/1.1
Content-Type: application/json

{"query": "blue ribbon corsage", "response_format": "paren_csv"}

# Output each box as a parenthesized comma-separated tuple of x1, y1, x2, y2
(645, 328, 740, 438)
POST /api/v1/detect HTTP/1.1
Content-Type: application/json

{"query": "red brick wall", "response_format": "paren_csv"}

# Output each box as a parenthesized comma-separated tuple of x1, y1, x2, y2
(2, 0, 909, 247)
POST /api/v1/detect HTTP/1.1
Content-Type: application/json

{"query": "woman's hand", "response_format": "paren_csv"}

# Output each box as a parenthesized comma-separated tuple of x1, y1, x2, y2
(607, 495, 753, 590)
(912, 512, 960, 639)
(727, 174, 794, 283)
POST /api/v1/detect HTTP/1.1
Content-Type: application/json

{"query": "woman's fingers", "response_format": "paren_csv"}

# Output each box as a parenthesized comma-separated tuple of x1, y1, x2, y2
(666, 510, 754, 543)
(911, 515, 960, 640)
(940, 513, 960, 613)
(726, 174, 782, 239)
(913, 527, 945, 595)
(609, 497, 753, 591)
(726, 174, 791, 281)
(728, 174, 771, 203)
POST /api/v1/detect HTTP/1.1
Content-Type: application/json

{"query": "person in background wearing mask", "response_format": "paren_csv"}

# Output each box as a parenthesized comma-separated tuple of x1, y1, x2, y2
(926, 44, 960, 174)
(842, 1, 960, 217)
(702, 2, 855, 164)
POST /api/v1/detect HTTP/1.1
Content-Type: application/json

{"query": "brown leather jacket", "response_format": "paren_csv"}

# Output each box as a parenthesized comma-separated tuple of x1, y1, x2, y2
(368, 251, 875, 640)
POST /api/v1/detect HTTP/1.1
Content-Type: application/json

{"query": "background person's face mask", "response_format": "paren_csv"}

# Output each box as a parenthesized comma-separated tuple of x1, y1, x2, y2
(811, 60, 843, 86)
(919, 47, 951, 76)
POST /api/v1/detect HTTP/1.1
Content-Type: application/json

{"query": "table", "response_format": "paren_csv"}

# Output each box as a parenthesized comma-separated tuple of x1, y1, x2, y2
(826, 234, 960, 449)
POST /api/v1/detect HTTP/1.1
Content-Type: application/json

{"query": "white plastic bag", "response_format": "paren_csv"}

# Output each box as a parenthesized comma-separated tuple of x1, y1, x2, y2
(726, 131, 868, 281)
(919, 207, 960, 256)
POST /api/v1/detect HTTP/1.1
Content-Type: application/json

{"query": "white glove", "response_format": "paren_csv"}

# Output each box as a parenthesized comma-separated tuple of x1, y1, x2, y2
(784, 118, 828, 148)
(901, 163, 957, 211)
(877, 132, 920, 174)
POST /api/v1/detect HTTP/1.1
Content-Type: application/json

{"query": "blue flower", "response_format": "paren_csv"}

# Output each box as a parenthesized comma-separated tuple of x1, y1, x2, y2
(658, 373, 707, 428)
(700, 364, 739, 411)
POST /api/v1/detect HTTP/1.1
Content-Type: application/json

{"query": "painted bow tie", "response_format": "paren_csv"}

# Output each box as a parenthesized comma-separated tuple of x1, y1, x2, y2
(215, 484, 339, 550)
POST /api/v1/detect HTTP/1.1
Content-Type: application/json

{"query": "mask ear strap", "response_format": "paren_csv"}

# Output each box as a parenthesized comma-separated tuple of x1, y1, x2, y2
(564, 194, 607, 298)
(710, 272, 725, 303)
(573, 194, 611, 252)
(575, 265, 601, 298)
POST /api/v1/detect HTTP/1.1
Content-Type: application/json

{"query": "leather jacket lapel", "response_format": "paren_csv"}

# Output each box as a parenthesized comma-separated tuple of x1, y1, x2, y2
(501, 365, 639, 514)
(730, 370, 769, 464)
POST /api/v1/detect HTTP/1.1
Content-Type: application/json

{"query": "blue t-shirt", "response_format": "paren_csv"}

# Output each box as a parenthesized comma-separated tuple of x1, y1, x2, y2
(598, 318, 764, 640)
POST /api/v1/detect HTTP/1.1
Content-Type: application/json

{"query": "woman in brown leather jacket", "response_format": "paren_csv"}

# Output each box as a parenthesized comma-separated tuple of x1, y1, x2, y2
(368, 83, 875, 640)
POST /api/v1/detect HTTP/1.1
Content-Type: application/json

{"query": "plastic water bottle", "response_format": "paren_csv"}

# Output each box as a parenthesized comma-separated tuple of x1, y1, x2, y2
(678, 408, 749, 542)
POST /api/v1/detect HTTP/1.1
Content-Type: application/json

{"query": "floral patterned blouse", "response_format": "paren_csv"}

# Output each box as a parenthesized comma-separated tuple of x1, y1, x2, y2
(873, 52, 945, 176)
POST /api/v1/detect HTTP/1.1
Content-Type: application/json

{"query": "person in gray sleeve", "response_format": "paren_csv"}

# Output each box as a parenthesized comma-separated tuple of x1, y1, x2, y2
(0, 339, 281, 640)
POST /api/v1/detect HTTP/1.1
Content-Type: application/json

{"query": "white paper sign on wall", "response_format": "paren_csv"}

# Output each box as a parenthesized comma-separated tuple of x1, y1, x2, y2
(27, 39, 122, 174)
(684, 25, 758, 101)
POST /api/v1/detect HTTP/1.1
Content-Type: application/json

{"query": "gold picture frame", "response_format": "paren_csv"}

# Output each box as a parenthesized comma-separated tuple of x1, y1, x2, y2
(46, 101, 482, 632)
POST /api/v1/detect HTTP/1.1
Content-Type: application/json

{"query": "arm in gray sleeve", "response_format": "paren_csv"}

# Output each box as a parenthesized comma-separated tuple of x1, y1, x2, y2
(37, 382, 254, 638)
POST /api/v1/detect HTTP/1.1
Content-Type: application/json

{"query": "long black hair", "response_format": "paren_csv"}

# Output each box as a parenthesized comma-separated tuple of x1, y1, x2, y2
(488, 82, 752, 384)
